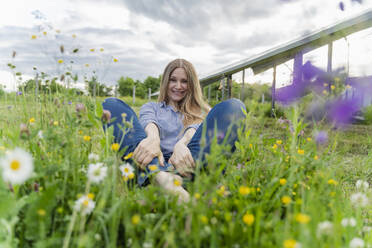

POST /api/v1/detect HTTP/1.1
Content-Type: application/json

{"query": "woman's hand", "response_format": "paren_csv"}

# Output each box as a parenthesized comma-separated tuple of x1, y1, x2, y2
(169, 141, 195, 177)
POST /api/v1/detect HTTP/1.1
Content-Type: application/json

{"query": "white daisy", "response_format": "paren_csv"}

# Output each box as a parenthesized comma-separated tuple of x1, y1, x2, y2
(74, 195, 95, 215)
(350, 193, 369, 208)
(355, 180, 369, 191)
(317, 221, 333, 237)
(37, 130, 44, 139)
(341, 218, 357, 227)
(88, 153, 99, 162)
(0, 148, 33, 184)
(119, 163, 134, 177)
(87, 163, 107, 183)
(349, 237, 364, 248)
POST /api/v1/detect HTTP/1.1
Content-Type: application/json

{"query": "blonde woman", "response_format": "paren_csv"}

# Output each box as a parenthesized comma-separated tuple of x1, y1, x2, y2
(103, 59, 246, 202)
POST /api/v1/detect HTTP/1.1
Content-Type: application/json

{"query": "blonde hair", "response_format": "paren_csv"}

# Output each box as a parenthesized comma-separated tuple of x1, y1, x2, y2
(158, 58, 210, 127)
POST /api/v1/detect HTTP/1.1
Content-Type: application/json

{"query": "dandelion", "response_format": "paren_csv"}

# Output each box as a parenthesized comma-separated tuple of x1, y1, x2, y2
(328, 179, 338, 185)
(242, 213, 254, 226)
(83, 135, 91, 142)
(349, 237, 364, 248)
(272, 144, 278, 149)
(57, 59, 63, 64)
(53, 121, 58, 126)
(249, 143, 253, 148)
(90, 48, 95, 52)
(276, 140, 282, 145)
(200, 215, 208, 224)
(281, 196, 291, 205)
(119, 163, 134, 177)
(100, 48, 104, 52)
(37, 209, 46, 217)
(88, 153, 99, 161)
(314, 155, 319, 160)
(123, 152, 133, 160)
(317, 221, 333, 237)
(280, 178, 287, 185)
(283, 239, 301, 248)
(113, 58, 118, 62)
(341, 217, 356, 227)
(295, 213, 310, 224)
(331, 85, 335, 90)
(132, 214, 140, 225)
(111, 143, 120, 151)
(350, 192, 369, 207)
(148, 165, 158, 171)
(74, 195, 95, 215)
(31, 35, 37, 39)
(29, 117, 35, 124)
(0, 148, 34, 184)
(306, 137, 312, 142)
(85, 64, 89, 67)
(355, 180, 369, 191)
(239, 186, 250, 195)
(194, 193, 201, 199)
(173, 179, 181, 187)
(87, 163, 107, 183)
(297, 149, 304, 155)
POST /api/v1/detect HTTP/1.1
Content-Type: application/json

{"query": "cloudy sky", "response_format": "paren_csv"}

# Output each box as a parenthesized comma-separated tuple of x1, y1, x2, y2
(0, 0, 372, 91)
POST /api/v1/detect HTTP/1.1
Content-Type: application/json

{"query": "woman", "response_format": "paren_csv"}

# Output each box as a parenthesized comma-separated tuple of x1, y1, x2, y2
(103, 58, 246, 202)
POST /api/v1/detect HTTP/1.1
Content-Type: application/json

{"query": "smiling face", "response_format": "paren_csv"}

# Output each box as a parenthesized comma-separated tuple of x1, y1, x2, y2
(167, 67, 188, 107)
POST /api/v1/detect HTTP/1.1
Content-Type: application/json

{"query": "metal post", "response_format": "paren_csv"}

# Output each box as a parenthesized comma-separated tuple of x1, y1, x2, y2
(271, 66, 277, 117)
(241, 69, 245, 101)
(148, 88, 151, 100)
(35, 73, 39, 97)
(327, 42, 333, 92)
(132, 85, 136, 105)
(293, 52, 303, 84)
(227, 74, 232, 99)
(208, 85, 211, 103)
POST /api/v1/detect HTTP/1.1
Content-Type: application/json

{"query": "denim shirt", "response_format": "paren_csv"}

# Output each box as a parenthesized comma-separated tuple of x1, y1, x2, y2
(139, 101, 200, 157)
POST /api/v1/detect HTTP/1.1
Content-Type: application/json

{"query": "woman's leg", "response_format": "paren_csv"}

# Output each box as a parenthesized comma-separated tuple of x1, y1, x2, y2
(187, 98, 246, 166)
(102, 98, 172, 185)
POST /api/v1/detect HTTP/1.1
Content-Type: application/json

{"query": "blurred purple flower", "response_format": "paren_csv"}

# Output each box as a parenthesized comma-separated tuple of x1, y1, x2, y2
(351, 0, 362, 4)
(16, 91, 22, 95)
(339, 2, 345, 11)
(327, 97, 361, 127)
(314, 131, 328, 145)
(68, 101, 72, 105)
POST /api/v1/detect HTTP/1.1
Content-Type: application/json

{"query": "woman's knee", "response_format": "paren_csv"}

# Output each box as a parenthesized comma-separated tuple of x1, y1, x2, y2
(213, 98, 246, 115)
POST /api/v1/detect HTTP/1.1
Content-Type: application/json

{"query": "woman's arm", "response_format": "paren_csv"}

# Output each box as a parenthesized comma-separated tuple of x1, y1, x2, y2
(133, 122, 164, 169)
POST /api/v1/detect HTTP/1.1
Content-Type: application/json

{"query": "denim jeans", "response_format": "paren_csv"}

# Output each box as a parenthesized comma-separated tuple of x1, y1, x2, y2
(102, 98, 246, 185)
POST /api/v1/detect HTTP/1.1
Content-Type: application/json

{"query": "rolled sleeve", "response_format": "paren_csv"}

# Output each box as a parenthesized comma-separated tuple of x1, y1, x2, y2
(185, 123, 201, 133)
(139, 102, 161, 132)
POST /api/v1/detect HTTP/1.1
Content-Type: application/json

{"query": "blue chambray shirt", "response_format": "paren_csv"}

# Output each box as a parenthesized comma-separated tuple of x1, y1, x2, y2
(139, 101, 200, 158)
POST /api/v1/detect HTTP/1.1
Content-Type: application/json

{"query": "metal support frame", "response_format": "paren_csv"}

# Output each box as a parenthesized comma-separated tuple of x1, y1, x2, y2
(271, 65, 277, 117)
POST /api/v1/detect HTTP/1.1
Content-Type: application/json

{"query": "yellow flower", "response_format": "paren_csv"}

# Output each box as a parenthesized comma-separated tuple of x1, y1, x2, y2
(124, 152, 133, 160)
(297, 149, 304, 155)
(85, 63, 90, 67)
(43, 31, 47, 36)
(283, 239, 299, 248)
(306, 137, 311, 142)
(111, 143, 120, 151)
(194, 193, 201, 199)
(217, 185, 225, 196)
(55, 29, 61, 33)
(239, 186, 250, 195)
(173, 179, 181, 187)
(331, 85, 335, 90)
(295, 213, 310, 224)
(279, 178, 287, 185)
(276, 140, 282, 145)
(243, 213, 254, 226)
(113, 58, 118, 62)
(37, 209, 46, 216)
(322, 90, 328, 95)
(281, 196, 291, 205)
(131, 214, 140, 225)
(53, 121, 59, 126)
(327, 179, 338, 185)
(29, 117, 35, 124)
(57, 207, 63, 214)
(148, 165, 158, 171)
(31, 35, 37, 39)
(200, 215, 208, 224)
(90, 48, 95, 52)
(128, 173, 135, 179)
(83, 135, 91, 142)
(87, 193, 95, 199)
(100, 48, 104, 52)
(249, 143, 253, 148)
(272, 144, 278, 149)
(256, 187, 260, 192)
(72, 34, 76, 38)
(314, 155, 319, 160)
(57, 59, 63, 64)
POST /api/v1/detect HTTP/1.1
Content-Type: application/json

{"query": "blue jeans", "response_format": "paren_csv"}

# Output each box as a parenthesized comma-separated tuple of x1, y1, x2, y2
(102, 98, 246, 185)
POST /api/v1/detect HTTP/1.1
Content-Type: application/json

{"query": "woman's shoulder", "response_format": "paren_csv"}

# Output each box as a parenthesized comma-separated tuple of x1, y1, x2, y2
(140, 101, 163, 112)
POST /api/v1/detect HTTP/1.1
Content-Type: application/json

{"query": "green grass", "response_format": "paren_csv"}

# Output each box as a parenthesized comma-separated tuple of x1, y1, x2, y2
(0, 94, 371, 248)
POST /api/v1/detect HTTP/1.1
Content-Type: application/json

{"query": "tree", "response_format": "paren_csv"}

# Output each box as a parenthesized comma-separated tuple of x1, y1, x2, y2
(143, 76, 160, 93)
(86, 77, 112, 97)
(117, 76, 135, 97)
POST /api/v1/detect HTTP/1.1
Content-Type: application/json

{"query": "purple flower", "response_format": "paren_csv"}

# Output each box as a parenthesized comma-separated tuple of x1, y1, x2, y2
(339, 2, 345, 11)
(16, 91, 22, 95)
(327, 97, 361, 127)
(314, 131, 328, 145)
(68, 101, 72, 105)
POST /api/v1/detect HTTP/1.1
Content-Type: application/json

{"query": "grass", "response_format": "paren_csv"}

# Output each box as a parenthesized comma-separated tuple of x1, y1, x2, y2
(0, 93, 371, 248)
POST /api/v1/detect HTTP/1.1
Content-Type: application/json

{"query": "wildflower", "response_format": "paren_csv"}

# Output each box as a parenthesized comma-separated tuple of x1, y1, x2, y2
(295, 213, 311, 224)
(283, 239, 301, 248)
(242, 213, 254, 226)
(87, 163, 107, 183)
(0, 148, 34, 184)
(101, 110, 111, 123)
(339, 1, 345, 11)
(327, 179, 338, 185)
(314, 155, 319, 160)
(72, 34, 76, 38)
(341, 217, 356, 227)
(317, 221, 333, 237)
(57, 207, 63, 214)
(350, 193, 369, 207)
(173, 179, 181, 187)
(111, 143, 120, 151)
(217, 185, 226, 196)
(75, 103, 85, 113)
(297, 149, 304, 155)
(85, 64, 89, 67)
(306, 137, 312, 142)
(322, 90, 328, 95)
(37, 209, 46, 216)
(200, 215, 208, 224)
(53, 121, 58, 126)
(239, 186, 250, 195)
(194, 193, 201, 199)
(83, 135, 91, 142)
(355, 180, 369, 191)
(281, 196, 291, 205)
(100, 48, 104, 52)
(331, 85, 335, 90)
(276, 140, 282, 145)
(131, 214, 140, 225)
(87, 193, 94, 199)
(272, 144, 278, 149)
(280, 178, 287, 185)
(90, 48, 95, 52)
(249, 143, 253, 148)
(31, 35, 37, 39)
(113, 58, 118, 62)
(74, 195, 95, 215)
(349, 237, 364, 248)
(55, 29, 61, 33)
(119, 163, 134, 177)
(57, 59, 63, 64)
(148, 165, 158, 171)
(29, 117, 35, 124)
(20, 123, 30, 137)
(88, 153, 99, 161)
(314, 131, 328, 145)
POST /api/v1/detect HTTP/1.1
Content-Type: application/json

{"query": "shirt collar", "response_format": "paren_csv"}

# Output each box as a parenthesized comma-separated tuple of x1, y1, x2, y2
(160, 101, 179, 113)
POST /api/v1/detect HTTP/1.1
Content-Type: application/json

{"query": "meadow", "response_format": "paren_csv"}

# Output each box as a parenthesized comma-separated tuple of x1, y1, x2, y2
(0, 91, 371, 248)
